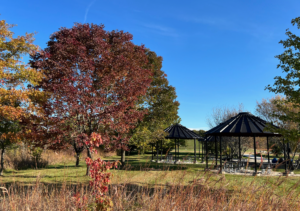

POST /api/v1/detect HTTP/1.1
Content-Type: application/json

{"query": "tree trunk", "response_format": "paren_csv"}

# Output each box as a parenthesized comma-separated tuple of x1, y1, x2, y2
(73, 141, 84, 167)
(86, 146, 93, 176)
(121, 149, 125, 167)
(0, 147, 5, 176)
(76, 152, 80, 167)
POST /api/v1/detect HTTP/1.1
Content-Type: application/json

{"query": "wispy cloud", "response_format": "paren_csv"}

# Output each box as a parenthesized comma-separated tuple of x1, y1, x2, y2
(142, 23, 179, 37)
(179, 16, 275, 39)
(181, 16, 234, 27)
(84, 0, 96, 23)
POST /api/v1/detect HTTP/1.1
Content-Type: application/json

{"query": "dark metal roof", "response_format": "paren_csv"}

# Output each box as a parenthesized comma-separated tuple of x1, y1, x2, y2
(164, 123, 202, 139)
(205, 112, 282, 137)
(204, 136, 215, 142)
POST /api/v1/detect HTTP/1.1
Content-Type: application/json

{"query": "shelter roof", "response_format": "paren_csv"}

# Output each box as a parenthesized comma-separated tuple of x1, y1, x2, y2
(205, 112, 281, 137)
(164, 123, 202, 139)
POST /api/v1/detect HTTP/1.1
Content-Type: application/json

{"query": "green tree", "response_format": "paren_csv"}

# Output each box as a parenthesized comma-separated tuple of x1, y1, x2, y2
(256, 96, 299, 163)
(129, 50, 180, 155)
(192, 129, 206, 138)
(0, 119, 20, 175)
(266, 17, 300, 162)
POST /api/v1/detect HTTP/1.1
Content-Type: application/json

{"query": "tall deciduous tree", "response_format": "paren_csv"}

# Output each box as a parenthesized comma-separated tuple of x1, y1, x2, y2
(27, 23, 152, 174)
(129, 50, 180, 155)
(0, 100, 21, 175)
(256, 96, 300, 168)
(0, 19, 44, 175)
(265, 17, 300, 167)
(0, 20, 44, 120)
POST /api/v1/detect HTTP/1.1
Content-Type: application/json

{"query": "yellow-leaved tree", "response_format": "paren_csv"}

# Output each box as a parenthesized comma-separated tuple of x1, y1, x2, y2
(0, 19, 46, 175)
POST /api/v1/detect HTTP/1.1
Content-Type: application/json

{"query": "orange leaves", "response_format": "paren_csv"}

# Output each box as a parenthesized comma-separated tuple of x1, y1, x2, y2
(0, 19, 45, 145)
(0, 132, 21, 143)
(90, 132, 103, 147)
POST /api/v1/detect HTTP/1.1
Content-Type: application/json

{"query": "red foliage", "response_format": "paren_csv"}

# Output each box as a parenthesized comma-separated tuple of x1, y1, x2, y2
(72, 192, 88, 209)
(26, 23, 152, 152)
(86, 158, 119, 201)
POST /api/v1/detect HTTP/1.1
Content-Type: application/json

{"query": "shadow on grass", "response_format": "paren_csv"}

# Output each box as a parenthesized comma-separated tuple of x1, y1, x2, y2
(114, 162, 193, 171)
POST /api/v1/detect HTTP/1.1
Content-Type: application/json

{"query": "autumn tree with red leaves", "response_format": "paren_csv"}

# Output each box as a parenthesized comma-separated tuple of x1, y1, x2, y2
(25, 23, 152, 175)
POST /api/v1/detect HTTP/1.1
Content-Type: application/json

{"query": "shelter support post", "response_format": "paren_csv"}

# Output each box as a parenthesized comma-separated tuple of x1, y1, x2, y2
(199, 140, 200, 158)
(267, 136, 270, 164)
(215, 136, 217, 168)
(205, 139, 208, 169)
(194, 139, 196, 164)
(160, 140, 162, 161)
(226, 138, 228, 160)
(239, 136, 241, 163)
(174, 139, 177, 163)
(156, 142, 159, 163)
(287, 142, 290, 170)
(253, 136, 257, 175)
(219, 136, 222, 173)
(152, 144, 154, 160)
(284, 140, 287, 173)
(202, 140, 204, 163)
(178, 140, 180, 161)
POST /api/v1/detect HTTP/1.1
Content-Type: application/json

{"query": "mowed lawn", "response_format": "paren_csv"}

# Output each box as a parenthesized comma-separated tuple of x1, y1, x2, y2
(1, 152, 300, 197)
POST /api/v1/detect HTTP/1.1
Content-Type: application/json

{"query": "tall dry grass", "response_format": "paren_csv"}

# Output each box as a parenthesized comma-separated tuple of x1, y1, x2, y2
(4, 147, 115, 171)
(41, 148, 116, 166)
(5, 148, 49, 170)
(1, 170, 300, 210)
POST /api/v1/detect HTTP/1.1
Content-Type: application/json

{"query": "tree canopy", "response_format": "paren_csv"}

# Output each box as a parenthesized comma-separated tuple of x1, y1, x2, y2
(0, 19, 44, 140)
(130, 50, 180, 153)
(266, 17, 300, 143)
(256, 96, 300, 166)
(25, 23, 153, 163)
(0, 19, 46, 175)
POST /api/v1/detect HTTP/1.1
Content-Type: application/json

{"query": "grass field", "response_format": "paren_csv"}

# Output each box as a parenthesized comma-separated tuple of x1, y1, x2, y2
(1, 150, 300, 210)
(1, 151, 299, 191)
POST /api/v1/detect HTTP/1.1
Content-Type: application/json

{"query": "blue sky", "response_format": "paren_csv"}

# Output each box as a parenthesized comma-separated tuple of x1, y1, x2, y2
(2, 0, 300, 130)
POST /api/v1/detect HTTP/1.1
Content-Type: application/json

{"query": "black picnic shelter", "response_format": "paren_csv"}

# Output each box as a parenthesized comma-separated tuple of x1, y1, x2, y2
(162, 123, 203, 163)
(205, 112, 282, 174)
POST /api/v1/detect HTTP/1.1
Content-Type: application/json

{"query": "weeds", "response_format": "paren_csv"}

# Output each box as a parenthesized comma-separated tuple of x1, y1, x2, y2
(0, 167, 300, 210)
